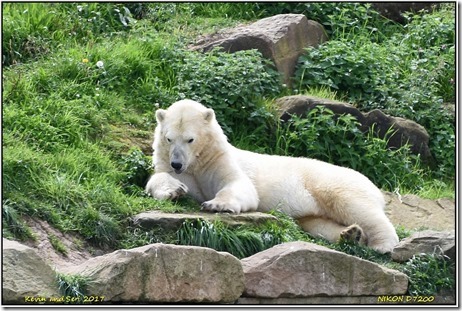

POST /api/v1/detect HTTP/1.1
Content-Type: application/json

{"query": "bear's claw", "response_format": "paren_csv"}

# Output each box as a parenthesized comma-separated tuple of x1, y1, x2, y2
(201, 201, 237, 213)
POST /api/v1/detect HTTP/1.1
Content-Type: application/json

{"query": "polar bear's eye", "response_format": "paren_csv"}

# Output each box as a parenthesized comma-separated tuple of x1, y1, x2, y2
(188, 138, 194, 144)
(166, 137, 172, 143)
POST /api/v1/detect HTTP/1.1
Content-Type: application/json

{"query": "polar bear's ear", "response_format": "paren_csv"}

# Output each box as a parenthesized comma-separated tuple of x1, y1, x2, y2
(156, 109, 167, 123)
(203, 109, 215, 122)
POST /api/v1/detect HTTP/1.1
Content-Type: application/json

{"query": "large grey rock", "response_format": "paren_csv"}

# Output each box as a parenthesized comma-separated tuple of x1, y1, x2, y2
(241, 241, 408, 298)
(62, 243, 244, 303)
(2, 238, 60, 304)
(275, 95, 433, 163)
(383, 191, 455, 231)
(131, 211, 278, 230)
(391, 230, 455, 263)
(192, 14, 327, 86)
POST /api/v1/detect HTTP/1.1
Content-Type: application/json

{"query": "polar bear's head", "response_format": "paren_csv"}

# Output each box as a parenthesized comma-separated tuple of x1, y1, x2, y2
(153, 99, 227, 174)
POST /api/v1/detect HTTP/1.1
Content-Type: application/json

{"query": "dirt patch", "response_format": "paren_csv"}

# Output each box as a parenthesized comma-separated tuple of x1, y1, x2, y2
(22, 216, 109, 272)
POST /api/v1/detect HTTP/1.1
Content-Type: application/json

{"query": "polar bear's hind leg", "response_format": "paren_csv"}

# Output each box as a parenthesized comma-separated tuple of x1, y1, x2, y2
(296, 216, 368, 246)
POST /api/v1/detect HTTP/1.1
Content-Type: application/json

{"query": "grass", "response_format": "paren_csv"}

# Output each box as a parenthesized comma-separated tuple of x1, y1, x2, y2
(2, 2, 455, 297)
(56, 273, 89, 302)
(49, 233, 68, 256)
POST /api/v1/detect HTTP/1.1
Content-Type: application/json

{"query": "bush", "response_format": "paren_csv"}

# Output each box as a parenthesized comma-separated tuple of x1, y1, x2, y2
(273, 107, 425, 192)
(294, 5, 455, 180)
(174, 49, 283, 136)
(402, 253, 455, 296)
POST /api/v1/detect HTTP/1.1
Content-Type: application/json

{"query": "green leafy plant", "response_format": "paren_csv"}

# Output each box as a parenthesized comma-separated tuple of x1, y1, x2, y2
(119, 148, 152, 194)
(174, 48, 282, 136)
(56, 273, 89, 301)
(273, 107, 425, 191)
(402, 253, 455, 296)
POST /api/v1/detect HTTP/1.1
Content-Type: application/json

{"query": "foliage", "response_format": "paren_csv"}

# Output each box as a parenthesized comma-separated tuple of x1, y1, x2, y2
(294, 4, 455, 179)
(175, 48, 283, 136)
(2, 3, 134, 66)
(273, 107, 425, 192)
(2, 200, 35, 241)
(56, 273, 89, 301)
(119, 148, 152, 194)
(49, 233, 68, 256)
(1, 3, 455, 296)
(176, 211, 313, 259)
(402, 254, 455, 296)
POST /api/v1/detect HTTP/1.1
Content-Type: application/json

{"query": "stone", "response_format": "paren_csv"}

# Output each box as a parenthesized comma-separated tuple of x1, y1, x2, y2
(2, 238, 60, 304)
(62, 243, 244, 303)
(391, 230, 455, 263)
(191, 14, 327, 86)
(131, 210, 278, 231)
(241, 241, 408, 298)
(383, 191, 455, 232)
(371, 3, 440, 24)
(275, 95, 433, 163)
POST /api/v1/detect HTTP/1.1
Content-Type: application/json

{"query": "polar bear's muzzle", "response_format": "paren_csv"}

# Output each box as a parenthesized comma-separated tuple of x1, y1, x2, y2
(170, 147, 187, 174)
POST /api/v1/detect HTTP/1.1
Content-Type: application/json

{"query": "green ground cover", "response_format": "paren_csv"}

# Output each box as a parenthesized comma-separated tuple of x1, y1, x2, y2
(2, 3, 455, 296)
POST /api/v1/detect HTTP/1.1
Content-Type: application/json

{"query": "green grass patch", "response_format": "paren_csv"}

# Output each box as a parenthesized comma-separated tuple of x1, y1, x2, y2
(56, 273, 89, 302)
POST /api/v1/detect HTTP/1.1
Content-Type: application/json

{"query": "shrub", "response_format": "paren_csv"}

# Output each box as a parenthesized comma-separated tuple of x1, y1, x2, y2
(273, 107, 425, 192)
(402, 253, 455, 296)
(294, 5, 455, 180)
(119, 148, 152, 194)
(174, 49, 283, 136)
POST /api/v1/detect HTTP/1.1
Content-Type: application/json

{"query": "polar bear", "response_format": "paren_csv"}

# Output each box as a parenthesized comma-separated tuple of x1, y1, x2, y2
(145, 99, 399, 253)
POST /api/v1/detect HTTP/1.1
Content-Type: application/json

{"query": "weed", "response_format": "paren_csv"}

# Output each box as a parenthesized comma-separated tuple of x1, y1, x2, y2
(402, 254, 455, 296)
(48, 233, 68, 256)
(56, 273, 89, 301)
(2, 200, 35, 241)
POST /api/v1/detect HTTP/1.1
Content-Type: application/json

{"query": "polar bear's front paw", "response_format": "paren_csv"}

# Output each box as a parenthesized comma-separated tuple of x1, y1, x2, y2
(340, 224, 367, 245)
(201, 200, 239, 214)
(154, 182, 188, 200)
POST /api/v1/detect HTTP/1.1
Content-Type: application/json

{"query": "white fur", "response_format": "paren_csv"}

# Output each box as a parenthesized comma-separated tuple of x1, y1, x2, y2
(145, 99, 399, 253)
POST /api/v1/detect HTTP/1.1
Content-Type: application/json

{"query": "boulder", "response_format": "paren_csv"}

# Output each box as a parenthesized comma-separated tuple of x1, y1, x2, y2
(191, 14, 328, 86)
(371, 3, 440, 24)
(275, 95, 433, 162)
(62, 243, 244, 303)
(131, 211, 278, 231)
(2, 238, 60, 304)
(383, 191, 455, 232)
(391, 230, 455, 263)
(241, 241, 408, 298)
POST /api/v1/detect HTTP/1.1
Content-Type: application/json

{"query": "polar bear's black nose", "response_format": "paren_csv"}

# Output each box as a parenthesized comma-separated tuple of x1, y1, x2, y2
(171, 162, 183, 170)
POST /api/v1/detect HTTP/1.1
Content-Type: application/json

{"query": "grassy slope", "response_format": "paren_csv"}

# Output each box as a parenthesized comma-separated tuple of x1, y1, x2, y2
(2, 3, 455, 296)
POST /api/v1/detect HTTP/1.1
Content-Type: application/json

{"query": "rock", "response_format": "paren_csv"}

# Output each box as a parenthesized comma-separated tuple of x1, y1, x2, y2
(363, 109, 432, 161)
(62, 243, 244, 303)
(383, 191, 455, 231)
(371, 3, 440, 24)
(131, 211, 278, 231)
(241, 241, 408, 298)
(275, 95, 433, 163)
(2, 238, 60, 304)
(191, 14, 327, 86)
(391, 230, 455, 263)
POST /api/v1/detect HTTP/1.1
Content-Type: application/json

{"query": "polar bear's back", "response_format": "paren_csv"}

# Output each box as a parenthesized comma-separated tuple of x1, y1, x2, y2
(233, 147, 385, 218)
